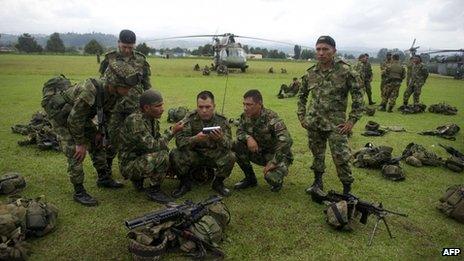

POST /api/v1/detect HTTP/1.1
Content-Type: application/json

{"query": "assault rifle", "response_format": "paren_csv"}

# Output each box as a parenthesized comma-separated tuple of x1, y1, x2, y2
(439, 144, 464, 159)
(312, 190, 408, 246)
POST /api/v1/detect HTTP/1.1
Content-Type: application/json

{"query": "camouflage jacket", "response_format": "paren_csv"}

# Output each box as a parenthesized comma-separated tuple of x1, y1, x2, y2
(99, 49, 151, 90)
(297, 59, 364, 131)
(385, 61, 406, 82)
(380, 59, 392, 77)
(288, 81, 301, 94)
(406, 62, 413, 85)
(410, 63, 429, 86)
(236, 108, 293, 165)
(364, 61, 373, 81)
(176, 111, 232, 153)
(62, 79, 119, 144)
(353, 61, 366, 82)
(119, 111, 174, 162)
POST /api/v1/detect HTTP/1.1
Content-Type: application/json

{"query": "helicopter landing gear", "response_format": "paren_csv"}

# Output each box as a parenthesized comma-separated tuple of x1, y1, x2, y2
(241, 66, 246, 73)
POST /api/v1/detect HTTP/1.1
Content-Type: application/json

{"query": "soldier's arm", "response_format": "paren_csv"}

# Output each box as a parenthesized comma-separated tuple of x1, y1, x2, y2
(236, 116, 249, 143)
(141, 60, 152, 90)
(129, 118, 168, 152)
(270, 117, 292, 165)
(68, 81, 96, 145)
(297, 75, 309, 122)
(99, 58, 109, 76)
(347, 72, 364, 125)
(367, 64, 373, 81)
(215, 120, 233, 149)
(175, 120, 194, 149)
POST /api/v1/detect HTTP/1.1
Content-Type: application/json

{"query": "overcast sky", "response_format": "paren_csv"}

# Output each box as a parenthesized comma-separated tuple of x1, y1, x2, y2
(1, 0, 463, 50)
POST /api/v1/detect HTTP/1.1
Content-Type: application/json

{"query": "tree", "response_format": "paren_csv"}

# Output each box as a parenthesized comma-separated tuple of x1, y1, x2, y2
(300, 49, 315, 60)
(294, 45, 301, 59)
(377, 48, 389, 60)
(84, 39, 104, 55)
(15, 33, 43, 53)
(135, 42, 151, 55)
(46, 32, 65, 53)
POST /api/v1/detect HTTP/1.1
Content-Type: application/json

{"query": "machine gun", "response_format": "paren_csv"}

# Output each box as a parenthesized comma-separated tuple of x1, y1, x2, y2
(312, 190, 408, 246)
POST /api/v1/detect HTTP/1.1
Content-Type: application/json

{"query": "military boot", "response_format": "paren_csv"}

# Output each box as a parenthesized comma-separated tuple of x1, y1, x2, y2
(96, 169, 124, 188)
(73, 184, 98, 206)
(305, 171, 324, 194)
(146, 185, 173, 204)
(387, 105, 393, 113)
(171, 176, 192, 199)
(343, 183, 352, 195)
(379, 104, 386, 111)
(212, 176, 231, 197)
(132, 179, 145, 192)
(234, 167, 257, 190)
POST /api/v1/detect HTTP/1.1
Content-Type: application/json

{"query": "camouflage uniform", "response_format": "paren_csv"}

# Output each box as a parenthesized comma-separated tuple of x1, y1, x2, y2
(381, 61, 405, 109)
(364, 60, 374, 104)
(233, 108, 293, 188)
(380, 58, 392, 101)
(170, 111, 235, 180)
(51, 79, 119, 185)
(99, 50, 151, 156)
(278, 81, 301, 98)
(119, 111, 174, 185)
(297, 59, 364, 186)
(403, 63, 429, 105)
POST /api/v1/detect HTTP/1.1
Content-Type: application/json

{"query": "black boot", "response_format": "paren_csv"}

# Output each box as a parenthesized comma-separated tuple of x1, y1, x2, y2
(73, 184, 98, 206)
(96, 169, 124, 188)
(212, 177, 231, 197)
(146, 185, 173, 204)
(387, 105, 393, 113)
(305, 171, 324, 194)
(171, 176, 192, 199)
(343, 183, 352, 195)
(132, 179, 145, 192)
(234, 168, 257, 190)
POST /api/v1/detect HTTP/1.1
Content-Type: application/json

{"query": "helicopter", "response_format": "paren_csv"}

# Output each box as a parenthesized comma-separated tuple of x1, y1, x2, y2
(147, 33, 307, 73)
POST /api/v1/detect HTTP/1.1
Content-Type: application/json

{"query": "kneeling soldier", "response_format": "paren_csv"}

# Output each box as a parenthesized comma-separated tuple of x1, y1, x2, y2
(119, 90, 183, 203)
(234, 90, 293, 192)
(171, 91, 235, 198)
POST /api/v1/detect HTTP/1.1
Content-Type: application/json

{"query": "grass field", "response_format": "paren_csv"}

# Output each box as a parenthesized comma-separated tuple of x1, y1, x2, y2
(0, 54, 463, 260)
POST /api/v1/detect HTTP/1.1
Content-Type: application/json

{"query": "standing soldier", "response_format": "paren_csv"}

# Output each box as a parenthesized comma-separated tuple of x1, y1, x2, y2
(99, 29, 152, 175)
(403, 55, 429, 106)
(379, 52, 392, 107)
(233, 89, 293, 192)
(119, 90, 183, 203)
(44, 61, 138, 206)
(170, 91, 235, 198)
(363, 53, 375, 105)
(297, 36, 364, 195)
(380, 54, 405, 112)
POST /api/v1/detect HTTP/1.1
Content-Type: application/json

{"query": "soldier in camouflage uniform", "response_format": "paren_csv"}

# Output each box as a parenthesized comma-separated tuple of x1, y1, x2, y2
(380, 54, 405, 112)
(354, 54, 375, 105)
(233, 90, 293, 192)
(48, 61, 139, 206)
(403, 55, 429, 105)
(119, 90, 183, 203)
(297, 36, 364, 195)
(170, 91, 235, 198)
(99, 30, 152, 173)
(379, 52, 392, 106)
(277, 77, 301, 98)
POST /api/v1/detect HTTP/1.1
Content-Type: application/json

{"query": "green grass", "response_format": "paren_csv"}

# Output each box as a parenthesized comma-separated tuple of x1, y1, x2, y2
(0, 54, 463, 260)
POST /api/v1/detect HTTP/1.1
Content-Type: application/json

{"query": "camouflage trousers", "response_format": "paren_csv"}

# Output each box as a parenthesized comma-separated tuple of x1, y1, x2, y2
(233, 141, 289, 187)
(107, 86, 145, 158)
(119, 150, 169, 186)
(170, 148, 235, 179)
(380, 76, 387, 100)
(307, 128, 354, 185)
(381, 82, 401, 107)
(52, 120, 108, 185)
(364, 80, 373, 102)
(403, 83, 423, 104)
(278, 85, 297, 98)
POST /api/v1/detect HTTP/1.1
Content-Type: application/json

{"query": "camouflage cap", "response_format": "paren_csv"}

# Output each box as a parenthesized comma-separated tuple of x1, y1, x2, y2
(119, 29, 136, 44)
(104, 61, 141, 88)
(140, 89, 163, 108)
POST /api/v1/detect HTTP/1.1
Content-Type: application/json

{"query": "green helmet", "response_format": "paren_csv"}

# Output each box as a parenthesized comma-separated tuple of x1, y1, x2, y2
(381, 165, 405, 181)
(325, 200, 356, 231)
(167, 107, 189, 123)
(0, 172, 26, 195)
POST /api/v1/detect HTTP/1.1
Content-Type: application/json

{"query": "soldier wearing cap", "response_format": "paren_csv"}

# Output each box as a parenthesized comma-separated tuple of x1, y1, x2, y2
(99, 29, 152, 176)
(298, 36, 364, 195)
(379, 52, 392, 110)
(119, 90, 184, 203)
(49, 61, 138, 206)
(380, 54, 405, 112)
(403, 55, 429, 106)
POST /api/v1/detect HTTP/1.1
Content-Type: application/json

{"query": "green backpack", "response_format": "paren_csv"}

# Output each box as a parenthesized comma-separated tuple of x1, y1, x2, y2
(353, 144, 393, 169)
(402, 143, 443, 167)
(428, 103, 458, 115)
(0, 173, 26, 195)
(437, 185, 464, 223)
(41, 75, 73, 125)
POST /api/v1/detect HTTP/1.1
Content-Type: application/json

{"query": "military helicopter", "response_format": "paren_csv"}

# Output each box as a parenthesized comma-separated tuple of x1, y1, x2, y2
(147, 33, 306, 72)
(405, 39, 463, 79)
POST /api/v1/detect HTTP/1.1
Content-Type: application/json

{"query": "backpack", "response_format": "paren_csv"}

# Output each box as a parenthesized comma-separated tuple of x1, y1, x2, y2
(437, 185, 464, 223)
(353, 144, 393, 169)
(428, 103, 458, 115)
(0, 173, 26, 195)
(41, 75, 73, 126)
(444, 156, 464, 173)
(418, 124, 460, 140)
(402, 143, 443, 167)
(167, 107, 189, 123)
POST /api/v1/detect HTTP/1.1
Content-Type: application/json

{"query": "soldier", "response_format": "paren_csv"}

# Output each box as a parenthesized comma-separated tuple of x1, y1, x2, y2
(193, 63, 200, 71)
(380, 54, 405, 112)
(119, 90, 183, 203)
(379, 52, 392, 107)
(363, 53, 375, 105)
(233, 90, 293, 192)
(297, 36, 364, 195)
(403, 55, 429, 106)
(202, 66, 210, 76)
(170, 91, 235, 198)
(99, 29, 152, 175)
(268, 67, 274, 73)
(277, 77, 301, 98)
(48, 61, 139, 206)
(281, 68, 287, 73)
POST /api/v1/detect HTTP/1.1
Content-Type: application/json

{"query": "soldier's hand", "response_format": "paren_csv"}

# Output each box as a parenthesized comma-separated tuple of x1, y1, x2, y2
(246, 136, 259, 153)
(74, 144, 87, 162)
(337, 122, 354, 135)
(172, 122, 184, 135)
(209, 129, 223, 141)
(194, 131, 208, 142)
(263, 162, 277, 175)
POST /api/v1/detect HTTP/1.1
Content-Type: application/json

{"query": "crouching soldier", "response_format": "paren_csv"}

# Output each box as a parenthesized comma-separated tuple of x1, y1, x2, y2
(233, 90, 293, 192)
(119, 90, 183, 203)
(170, 91, 235, 198)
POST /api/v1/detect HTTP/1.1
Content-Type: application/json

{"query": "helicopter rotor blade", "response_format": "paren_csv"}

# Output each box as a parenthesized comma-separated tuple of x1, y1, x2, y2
(421, 49, 464, 55)
(410, 38, 416, 49)
(233, 35, 312, 49)
(145, 35, 219, 42)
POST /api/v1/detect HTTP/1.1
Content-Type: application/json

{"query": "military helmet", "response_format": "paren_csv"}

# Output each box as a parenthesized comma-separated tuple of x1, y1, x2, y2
(167, 106, 189, 123)
(405, 155, 423, 167)
(325, 200, 356, 231)
(381, 165, 405, 181)
(365, 121, 380, 131)
(104, 61, 141, 88)
(128, 231, 167, 260)
(0, 172, 26, 195)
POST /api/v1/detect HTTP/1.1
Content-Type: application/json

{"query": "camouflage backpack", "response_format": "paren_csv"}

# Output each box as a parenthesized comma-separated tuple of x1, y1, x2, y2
(402, 143, 443, 167)
(167, 107, 189, 123)
(428, 103, 458, 115)
(353, 144, 393, 169)
(399, 103, 427, 114)
(437, 185, 464, 223)
(41, 74, 73, 125)
(381, 165, 405, 181)
(324, 200, 357, 231)
(418, 124, 460, 140)
(444, 156, 464, 173)
(0, 173, 26, 195)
